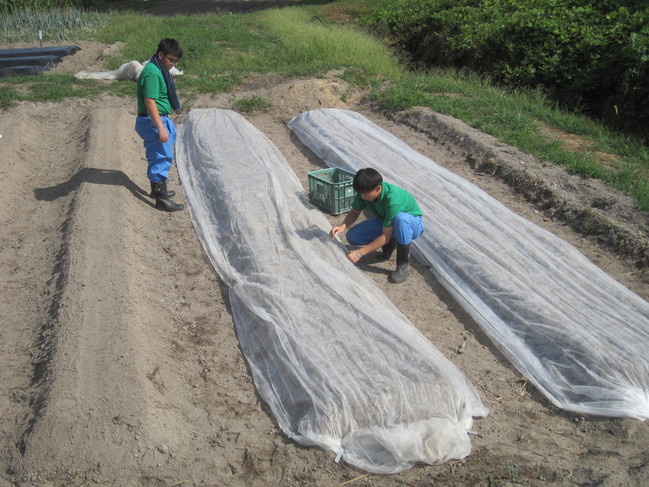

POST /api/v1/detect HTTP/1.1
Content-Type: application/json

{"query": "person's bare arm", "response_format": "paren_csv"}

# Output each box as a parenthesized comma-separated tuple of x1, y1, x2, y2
(329, 209, 361, 238)
(347, 226, 393, 264)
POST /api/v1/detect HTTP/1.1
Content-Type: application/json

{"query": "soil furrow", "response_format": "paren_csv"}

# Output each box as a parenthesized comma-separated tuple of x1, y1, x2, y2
(0, 103, 89, 477)
(10, 107, 154, 481)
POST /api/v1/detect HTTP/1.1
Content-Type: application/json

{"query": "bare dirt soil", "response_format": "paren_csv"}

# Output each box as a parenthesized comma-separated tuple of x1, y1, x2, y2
(1, 28, 649, 487)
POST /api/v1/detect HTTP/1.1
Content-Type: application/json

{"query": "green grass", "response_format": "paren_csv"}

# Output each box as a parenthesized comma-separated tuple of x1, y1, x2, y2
(0, 1, 648, 212)
(373, 68, 649, 211)
(0, 73, 109, 109)
(93, 7, 401, 87)
(257, 7, 401, 80)
(233, 95, 272, 113)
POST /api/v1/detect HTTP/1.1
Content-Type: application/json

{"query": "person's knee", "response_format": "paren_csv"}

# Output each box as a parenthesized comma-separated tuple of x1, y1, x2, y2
(393, 213, 408, 226)
(393, 213, 422, 245)
(346, 227, 363, 245)
(346, 218, 382, 246)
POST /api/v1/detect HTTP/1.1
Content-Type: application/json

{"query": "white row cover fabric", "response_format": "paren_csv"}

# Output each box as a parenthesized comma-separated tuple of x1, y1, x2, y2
(74, 60, 183, 81)
(176, 108, 487, 474)
(288, 108, 649, 420)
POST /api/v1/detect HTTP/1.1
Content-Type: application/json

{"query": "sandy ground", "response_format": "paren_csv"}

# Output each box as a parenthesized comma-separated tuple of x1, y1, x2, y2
(1, 34, 649, 487)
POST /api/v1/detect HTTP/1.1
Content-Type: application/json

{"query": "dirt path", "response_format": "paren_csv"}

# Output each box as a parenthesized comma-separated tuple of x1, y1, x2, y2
(0, 41, 648, 486)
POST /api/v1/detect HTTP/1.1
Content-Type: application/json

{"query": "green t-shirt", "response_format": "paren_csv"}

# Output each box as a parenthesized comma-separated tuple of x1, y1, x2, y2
(136, 61, 172, 115)
(352, 182, 422, 227)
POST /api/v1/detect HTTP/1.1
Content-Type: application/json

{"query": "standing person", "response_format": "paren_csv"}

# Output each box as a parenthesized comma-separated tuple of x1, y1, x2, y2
(329, 168, 424, 284)
(135, 38, 184, 212)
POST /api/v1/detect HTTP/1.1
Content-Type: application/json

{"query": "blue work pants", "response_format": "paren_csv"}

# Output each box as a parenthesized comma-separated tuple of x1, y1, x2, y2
(347, 213, 424, 246)
(135, 115, 176, 183)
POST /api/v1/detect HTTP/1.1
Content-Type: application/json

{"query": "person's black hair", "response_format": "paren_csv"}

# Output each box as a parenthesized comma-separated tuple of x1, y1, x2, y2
(157, 38, 183, 59)
(353, 167, 383, 193)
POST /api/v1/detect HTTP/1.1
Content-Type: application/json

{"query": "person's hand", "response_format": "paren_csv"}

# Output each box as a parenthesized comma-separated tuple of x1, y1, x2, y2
(158, 126, 169, 143)
(346, 249, 362, 264)
(330, 225, 344, 239)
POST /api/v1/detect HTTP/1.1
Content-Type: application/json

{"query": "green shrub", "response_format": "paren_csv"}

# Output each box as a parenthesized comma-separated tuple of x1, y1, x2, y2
(366, 0, 649, 139)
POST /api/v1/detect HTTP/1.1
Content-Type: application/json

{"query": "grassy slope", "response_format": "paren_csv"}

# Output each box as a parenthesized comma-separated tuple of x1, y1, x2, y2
(0, 0, 647, 211)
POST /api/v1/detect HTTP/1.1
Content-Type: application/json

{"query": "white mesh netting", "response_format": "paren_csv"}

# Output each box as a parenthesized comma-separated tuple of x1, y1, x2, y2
(288, 108, 649, 420)
(176, 108, 488, 473)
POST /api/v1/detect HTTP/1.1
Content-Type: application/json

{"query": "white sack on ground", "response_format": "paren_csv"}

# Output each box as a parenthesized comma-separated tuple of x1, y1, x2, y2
(288, 108, 649, 420)
(74, 60, 183, 80)
(176, 108, 487, 474)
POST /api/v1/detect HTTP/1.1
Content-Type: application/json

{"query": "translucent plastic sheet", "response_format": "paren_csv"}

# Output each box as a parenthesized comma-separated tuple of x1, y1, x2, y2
(176, 109, 488, 473)
(288, 108, 649, 420)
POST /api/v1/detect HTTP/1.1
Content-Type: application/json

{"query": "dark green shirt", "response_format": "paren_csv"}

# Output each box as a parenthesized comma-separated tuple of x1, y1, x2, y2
(352, 182, 422, 227)
(136, 61, 172, 115)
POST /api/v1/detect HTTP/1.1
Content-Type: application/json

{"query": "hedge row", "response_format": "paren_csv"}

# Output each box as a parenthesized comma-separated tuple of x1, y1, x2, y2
(367, 0, 649, 138)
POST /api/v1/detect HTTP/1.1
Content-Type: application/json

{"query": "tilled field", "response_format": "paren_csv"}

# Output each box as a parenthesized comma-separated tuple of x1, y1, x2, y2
(0, 72, 648, 486)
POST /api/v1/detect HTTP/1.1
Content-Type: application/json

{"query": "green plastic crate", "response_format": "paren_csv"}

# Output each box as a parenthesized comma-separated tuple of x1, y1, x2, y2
(308, 167, 356, 215)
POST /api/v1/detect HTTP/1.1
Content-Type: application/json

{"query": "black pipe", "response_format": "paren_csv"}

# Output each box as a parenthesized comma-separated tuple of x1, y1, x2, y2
(0, 45, 78, 58)
(0, 55, 59, 68)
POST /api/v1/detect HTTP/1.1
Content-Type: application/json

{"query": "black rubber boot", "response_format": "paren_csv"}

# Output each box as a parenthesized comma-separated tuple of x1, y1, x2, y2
(150, 180, 175, 199)
(376, 238, 397, 261)
(151, 181, 184, 212)
(389, 243, 411, 284)
(156, 197, 184, 212)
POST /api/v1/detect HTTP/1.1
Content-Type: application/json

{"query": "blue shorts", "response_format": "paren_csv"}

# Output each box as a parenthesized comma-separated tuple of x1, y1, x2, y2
(347, 213, 424, 246)
(135, 115, 176, 183)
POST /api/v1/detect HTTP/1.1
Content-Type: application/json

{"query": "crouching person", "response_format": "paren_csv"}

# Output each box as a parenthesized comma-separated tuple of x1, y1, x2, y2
(329, 168, 424, 284)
